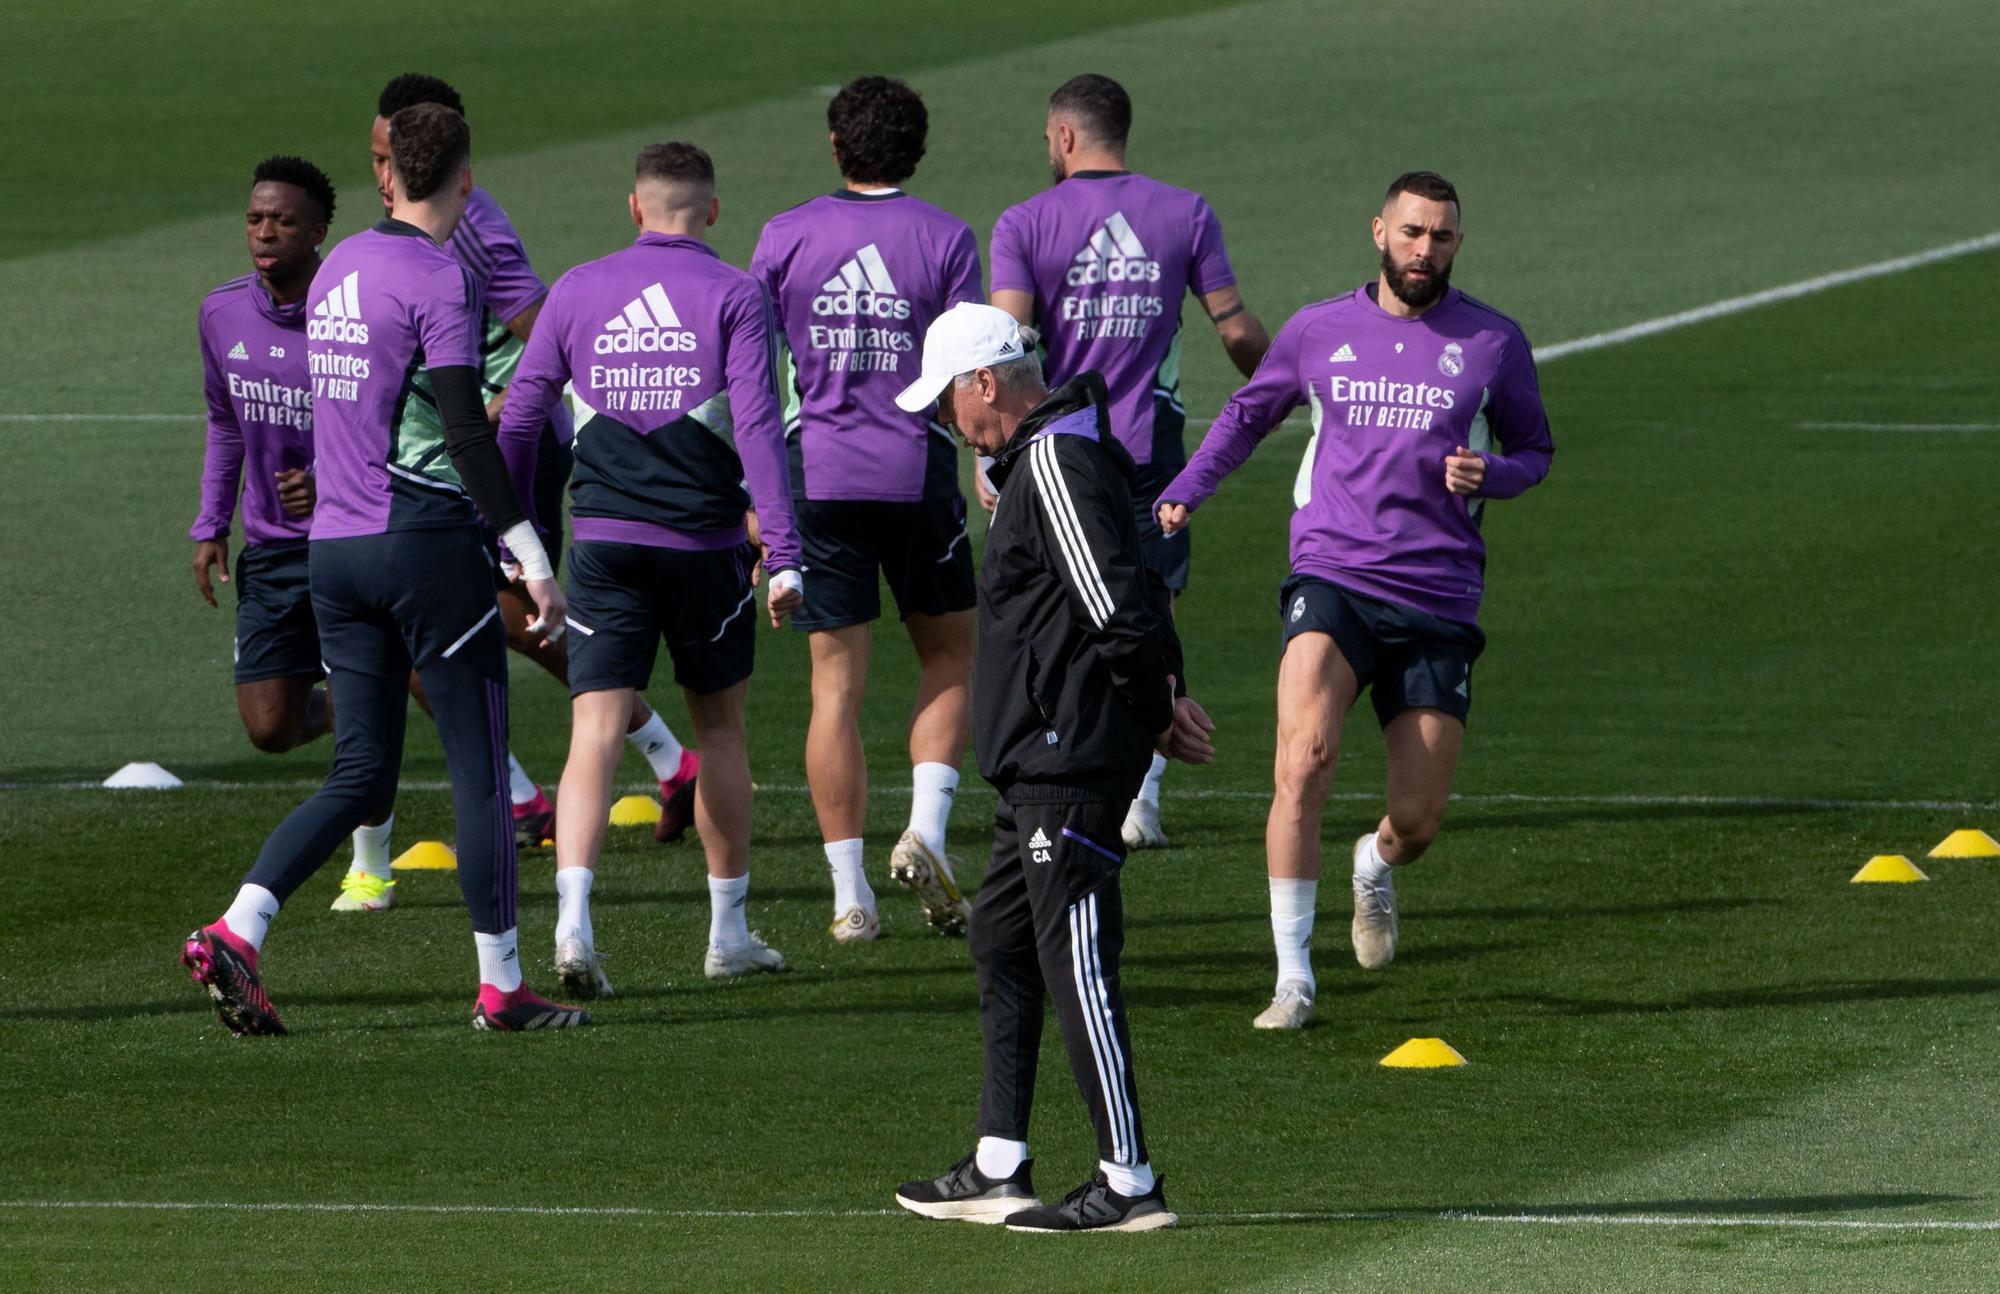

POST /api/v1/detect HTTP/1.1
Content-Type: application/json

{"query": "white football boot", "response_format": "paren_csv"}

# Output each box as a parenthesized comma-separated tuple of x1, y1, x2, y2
(828, 905, 880, 944)
(555, 934, 615, 999)
(704, 932, 787, 979)
(1252, 981, 1315, 1030)
(1350, 834, 1399, 970)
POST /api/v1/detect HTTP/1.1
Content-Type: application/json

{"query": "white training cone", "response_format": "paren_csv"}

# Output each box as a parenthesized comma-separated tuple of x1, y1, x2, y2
(102, 762, 184, 790)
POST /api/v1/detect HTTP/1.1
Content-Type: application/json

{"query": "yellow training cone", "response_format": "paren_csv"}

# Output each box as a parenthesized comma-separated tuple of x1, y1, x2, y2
(390, 841, 458, 872)
(1927, 829, 2000, 859)
(609, 794, 664, 827)
(1850, 855, 1927, 883)
(1380, 1038, 1468, 1068)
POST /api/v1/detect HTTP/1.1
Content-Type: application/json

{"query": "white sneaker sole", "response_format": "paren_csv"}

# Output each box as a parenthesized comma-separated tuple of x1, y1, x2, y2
(894, 1193, 1040, 1224)
(1005, 1208, 1179, 1233)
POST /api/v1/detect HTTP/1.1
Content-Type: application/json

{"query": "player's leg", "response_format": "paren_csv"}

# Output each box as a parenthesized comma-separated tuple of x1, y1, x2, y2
(1007, 799, 1176, 1233)
(628, 692, 700, 846)
(233, 677, 328, 753)
(230, 543, 332, 753)
(181, 541, 408, 1035)
(549, 539, 666, 998)
(399, 528, 583, 1030)
(665, 545, 780, 978)
(806, 622, 879, 940)
(883, 497, 976, 935)
(1258, 579, 1368, 1029)
(895, 799, 1044, 1223)
(1350, 613, 1479, 970)
(1122, 472, 1189, 851)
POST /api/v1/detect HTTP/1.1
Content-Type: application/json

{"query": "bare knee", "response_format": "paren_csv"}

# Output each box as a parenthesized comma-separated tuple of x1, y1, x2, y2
(1274, 732, 1337, 804)
(1381, 805, 1445, 861)
(244, 718, 298, 754)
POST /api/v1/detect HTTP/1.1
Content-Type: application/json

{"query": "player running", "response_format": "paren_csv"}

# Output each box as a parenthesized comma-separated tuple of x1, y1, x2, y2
(191, 155, 413, 910)
(1158, 171, 1554, 1030)
(500, 142, 801, 995)
(989, 73, 1269, 853)
(180, 104, 585, 1033)
(751, 76, 983, 942)
(370, 74, 700, 851)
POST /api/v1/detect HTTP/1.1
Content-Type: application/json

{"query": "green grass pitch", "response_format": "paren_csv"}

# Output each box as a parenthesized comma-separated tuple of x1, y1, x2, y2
(4, 1, 2000, 1289)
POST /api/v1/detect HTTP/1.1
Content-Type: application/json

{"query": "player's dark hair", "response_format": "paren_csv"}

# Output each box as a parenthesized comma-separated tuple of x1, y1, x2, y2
(1048, 73, 1131, 146)
(252, 154, 335, 224)
(390, 104, 471, 202)
(635, 141, 715, 188)
(826, 76, 928, 185)
(1385, 170, 1460, 210)
(378, 72, 464, 120)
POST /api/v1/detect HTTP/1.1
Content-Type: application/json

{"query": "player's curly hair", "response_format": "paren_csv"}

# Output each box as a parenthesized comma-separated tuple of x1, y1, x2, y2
(378, 72, 464, 120)
(827, 76, 928, 186)
(1049, 74, 1130, 146)
(252, 154, 335, 223)
(390, 104, 470, 202)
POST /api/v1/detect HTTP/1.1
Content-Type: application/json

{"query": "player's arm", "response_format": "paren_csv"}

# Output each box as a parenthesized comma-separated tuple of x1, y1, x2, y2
(1446, 336, 1554, 500)
(990, 290, 1035, 326)
(1155, 310, 1308, 533)
(479, 210, 550, 419)
(727, 285, 802, 627)
(1197, 284, 1271, 379)
(495, 282, 573, 536)
(191, 325, 243, 607)
(988, 205, 1038, 327)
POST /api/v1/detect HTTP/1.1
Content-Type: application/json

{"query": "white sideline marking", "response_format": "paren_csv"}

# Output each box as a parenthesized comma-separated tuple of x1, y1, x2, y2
(3, 779, 1993, 814)
(1533, 231, 2000, 363)
(13, 233, 1998, 432)
(1, 1199, 1994, 1232)
(1795, 421, 2000, 433)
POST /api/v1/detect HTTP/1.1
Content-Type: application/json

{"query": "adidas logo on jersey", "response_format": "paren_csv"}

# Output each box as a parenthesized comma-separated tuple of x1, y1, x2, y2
(1329, 343, 1357, 363)
(1066, 211, 1161, 287)
(228, 341, 249, 360)
(812, 244, 910, 319)
(307, 270, 368, 344)
(594, 283, 697, 355)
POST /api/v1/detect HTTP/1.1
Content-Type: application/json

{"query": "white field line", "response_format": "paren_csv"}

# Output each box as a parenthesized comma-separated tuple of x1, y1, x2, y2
(1795, 421, 2000, 433)
(11, 231, 1999, 430)
(1, 1199, 1995, 1232)
(3, 779, 1994, 814)
(1532, 231, 2000, 363)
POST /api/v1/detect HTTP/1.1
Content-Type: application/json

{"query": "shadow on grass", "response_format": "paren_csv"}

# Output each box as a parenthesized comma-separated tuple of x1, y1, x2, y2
(1484, 976, 2000, 1017)
(1195, 1191, 1975, 1228)
(1419, 897, 1778, 922)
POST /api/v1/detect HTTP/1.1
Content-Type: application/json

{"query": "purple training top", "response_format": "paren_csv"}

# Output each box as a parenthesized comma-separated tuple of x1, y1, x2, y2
(1164, 284, 1553, 625)
(990, 171, 1236, 472)
(450, 187, 547, 327)
(306, 220, 485, 540)
(499, 232, 799, 572)
(191, 275, 314, 547)
(751, 189, 982, 501)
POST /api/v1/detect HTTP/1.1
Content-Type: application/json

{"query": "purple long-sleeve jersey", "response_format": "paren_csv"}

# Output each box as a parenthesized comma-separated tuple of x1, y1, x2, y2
(990, 171, 1236, 470)
(1164, 284, 1553, 624)
(751, 189, 982, 501)
(191, 276, 314, 546)
(498, 232, 798, 572)
(306, 220, 485, 539)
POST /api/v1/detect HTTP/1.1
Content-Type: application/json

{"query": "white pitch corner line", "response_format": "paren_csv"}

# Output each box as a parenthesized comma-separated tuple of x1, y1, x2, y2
(1795, 421, 2000, 433)
(2, 1200, 1995, 1232)
(1533, 231, 2000, 363)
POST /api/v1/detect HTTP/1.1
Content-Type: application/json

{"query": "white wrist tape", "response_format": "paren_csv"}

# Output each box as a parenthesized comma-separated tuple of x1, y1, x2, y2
(499, 521, 554, 582)
(769, 568, 803, 598)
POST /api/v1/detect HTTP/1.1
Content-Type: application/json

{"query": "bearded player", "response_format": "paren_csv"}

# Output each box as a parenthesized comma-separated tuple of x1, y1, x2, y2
(989, 73, 1268, 852)
(1159, 172, 1554, 1030)
(371, 74, 699, 851)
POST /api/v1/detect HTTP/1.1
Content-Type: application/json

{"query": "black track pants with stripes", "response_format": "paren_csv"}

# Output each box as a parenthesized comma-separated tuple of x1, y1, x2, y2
(971, 795, 1148, 1167)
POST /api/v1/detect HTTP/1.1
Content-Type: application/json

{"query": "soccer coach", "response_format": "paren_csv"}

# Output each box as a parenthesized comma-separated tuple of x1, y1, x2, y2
(890, 304, 1214, 1233)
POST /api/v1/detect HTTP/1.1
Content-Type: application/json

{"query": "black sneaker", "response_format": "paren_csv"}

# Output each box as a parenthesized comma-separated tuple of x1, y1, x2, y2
(1004, 1170, 1177, 1233)
(894, 1151, 1040, 1224)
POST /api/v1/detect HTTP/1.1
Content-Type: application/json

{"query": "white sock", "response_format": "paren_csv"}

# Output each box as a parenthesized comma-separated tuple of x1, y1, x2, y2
(627, 713, 687, 782)
(555, 866, 594, 947)
(1138, 752, 1168, 808)
(708, 873, 749, 950)
(349, 816, 394, 880)
(976, 1136, 1028, 1179)
(824, 838, 873, 915)
(1356, 831, 1393, 882)
(474, 928, 523, 992)
(506, 752, 539, 807)
(1269, 876, 1318, 994)
(907, 762, 959, 856)
(221, 883, 280, 952)
(1100, 1159, 1156, 1196)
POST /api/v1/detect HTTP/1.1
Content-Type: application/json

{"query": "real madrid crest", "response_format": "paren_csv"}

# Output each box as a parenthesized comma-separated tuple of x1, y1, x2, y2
(1438, 342, 1464, 377)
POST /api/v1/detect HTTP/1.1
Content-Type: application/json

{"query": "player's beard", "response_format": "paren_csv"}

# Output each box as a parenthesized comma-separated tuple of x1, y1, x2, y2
(1381, 248, 1452, 309)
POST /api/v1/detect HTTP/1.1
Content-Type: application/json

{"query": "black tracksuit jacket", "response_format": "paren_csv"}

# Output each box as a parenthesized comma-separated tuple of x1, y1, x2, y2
(972, 375, 1186, 803)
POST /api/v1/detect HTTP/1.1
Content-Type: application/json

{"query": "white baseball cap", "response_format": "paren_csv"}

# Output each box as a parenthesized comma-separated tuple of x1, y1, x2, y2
(893, 303, 1032, 413)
